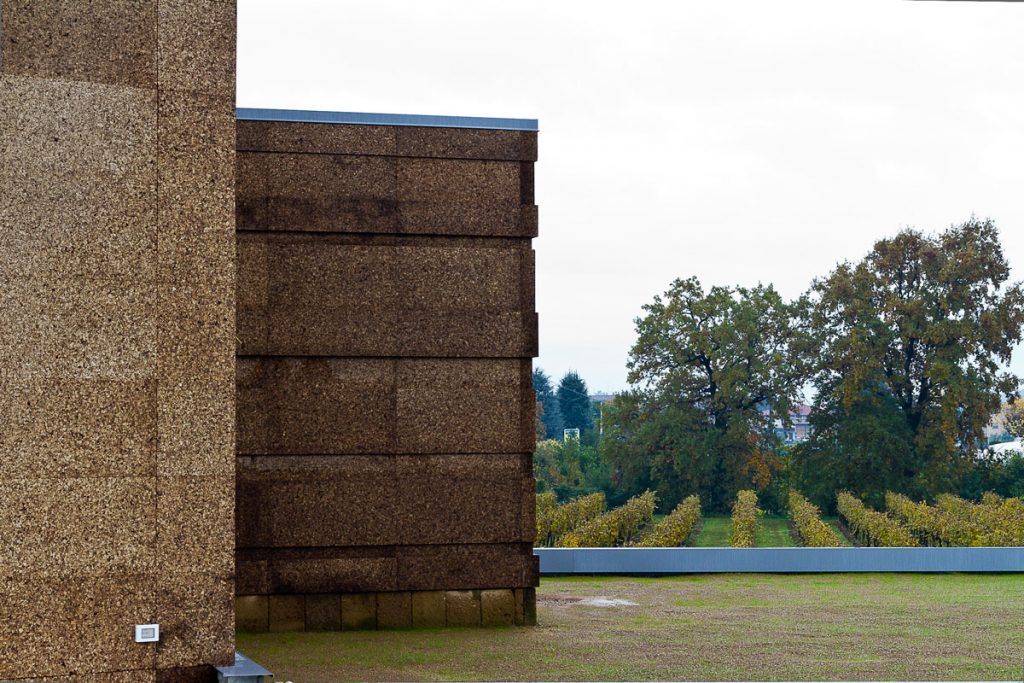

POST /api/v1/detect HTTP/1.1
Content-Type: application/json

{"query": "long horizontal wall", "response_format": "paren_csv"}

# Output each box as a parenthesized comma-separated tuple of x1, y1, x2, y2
(234, 114, 539, 626)
(536, 547, 1024, 574)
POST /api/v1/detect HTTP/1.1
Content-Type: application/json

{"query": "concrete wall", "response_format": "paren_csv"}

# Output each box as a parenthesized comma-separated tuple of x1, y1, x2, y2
(0, 1, 236, 680)
(234, 118, 539, 628)
(536, 547, 1024, 574)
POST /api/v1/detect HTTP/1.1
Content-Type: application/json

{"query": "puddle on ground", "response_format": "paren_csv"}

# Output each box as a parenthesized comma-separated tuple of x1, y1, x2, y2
(540, 594, 638, 608)
(578, 597, 638, 607)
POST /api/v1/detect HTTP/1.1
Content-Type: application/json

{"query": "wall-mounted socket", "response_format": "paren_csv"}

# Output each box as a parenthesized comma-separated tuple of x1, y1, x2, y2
(134, 624, 160, 643)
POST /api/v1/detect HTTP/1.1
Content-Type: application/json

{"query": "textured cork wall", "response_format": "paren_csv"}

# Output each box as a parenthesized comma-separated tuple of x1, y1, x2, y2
(0, 1, 236, 681)
(234, 120, 539, 622)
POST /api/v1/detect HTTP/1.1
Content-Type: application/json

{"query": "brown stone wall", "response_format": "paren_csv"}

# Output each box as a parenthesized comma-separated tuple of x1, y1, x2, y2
(0, 1, 236, 680)
(235, 119, 539, 622)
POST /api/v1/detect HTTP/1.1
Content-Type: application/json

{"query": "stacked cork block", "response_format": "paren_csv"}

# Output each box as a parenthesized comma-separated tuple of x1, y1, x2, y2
(234, 117, 540, 630)
(0, 1, 236, 680)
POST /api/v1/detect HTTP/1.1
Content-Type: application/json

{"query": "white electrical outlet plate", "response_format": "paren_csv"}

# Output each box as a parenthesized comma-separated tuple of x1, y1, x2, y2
(135, 624, 160, 643)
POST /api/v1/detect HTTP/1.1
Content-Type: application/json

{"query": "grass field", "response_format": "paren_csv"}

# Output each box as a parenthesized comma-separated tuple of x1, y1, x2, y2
(694, 514, 798, 547)
(754, 514, 797, 547)
(693, 515, 732, 546)
(238, 573, 1024, 682)
(825, 516, 855, 546)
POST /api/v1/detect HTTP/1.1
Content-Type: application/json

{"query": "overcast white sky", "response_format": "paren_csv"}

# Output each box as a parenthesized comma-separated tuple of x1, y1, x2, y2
(238, 0, 1024, 393)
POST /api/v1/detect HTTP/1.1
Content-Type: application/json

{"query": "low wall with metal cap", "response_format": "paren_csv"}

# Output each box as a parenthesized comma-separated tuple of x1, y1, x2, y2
(536, 547, 1024, 574)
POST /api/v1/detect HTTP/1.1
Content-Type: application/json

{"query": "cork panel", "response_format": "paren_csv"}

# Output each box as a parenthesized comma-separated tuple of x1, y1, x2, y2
(236, 120, 396, 156)
(238, 197, 534, 237)
(394, 310, 536, 358)
(396, 544, 537, 591)
(235, 454, 527, 547)
(236, 194, 401, 234)
(158, 90, 235, 156)
(156, 280, 233, 386)
(398, 244, 522, 310)
(157, 146, 234, 267)
(396, 159, 520, 204)
(0, 378, 156, 480)
(395, 127, 537, 161)
(155, 666, 215, 683)
(234, 545, 537, 593)
(0, 573, 156, 679)
(235, 358, 395, 455)
(398, 201, 538, 238)
(157, 380, 234, 476)
(0, 477, 156, 579)
(235, 121, 536, 161)
(0, 1, 157, 87)
(520, 474, 538, 543)
(154, 572, 234, 668)
(236, 235, 533, 357)
(0, 76, 158, 282)
(270, 558, 398, 595)
(236, 151, 395, 208)
(396, 359, 532, 454)
(235, 359, 270, 455)
(157, 91, 235, 287)
(27, 672, 158, 683)
(157, 0, 235, 96)
(156, 475, 233, 576)
(235, 558, 270, 595)
(0, 279, 156, 386)
(238, 358, 530, 455)
(235, 236, 269, 355)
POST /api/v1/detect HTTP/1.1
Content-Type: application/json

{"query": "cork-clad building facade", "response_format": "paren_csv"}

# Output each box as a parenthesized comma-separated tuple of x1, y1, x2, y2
(1, 2, 538, 679)
(0, 1, 237, 682)
(233, 110, 540, 631)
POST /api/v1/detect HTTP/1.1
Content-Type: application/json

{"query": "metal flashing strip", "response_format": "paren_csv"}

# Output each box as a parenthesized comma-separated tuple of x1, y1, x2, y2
(535, 546, 1024, 574)
(237, 107, 538, 131)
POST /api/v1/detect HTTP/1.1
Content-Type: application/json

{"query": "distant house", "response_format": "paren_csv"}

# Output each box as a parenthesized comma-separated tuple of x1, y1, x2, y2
(760, 403, 813, 445)
(590, 393, 617, 404)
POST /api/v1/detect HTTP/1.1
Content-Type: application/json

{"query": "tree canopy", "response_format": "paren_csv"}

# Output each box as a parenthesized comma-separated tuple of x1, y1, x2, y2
(601, 277, 807, 511)
(532, 367, 562, 440)
(798, 218, 1024, 508)
(557, 371, 593, 434)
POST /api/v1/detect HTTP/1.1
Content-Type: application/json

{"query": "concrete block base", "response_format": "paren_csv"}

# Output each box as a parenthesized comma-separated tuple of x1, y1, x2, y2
(237, 588, 535, 632)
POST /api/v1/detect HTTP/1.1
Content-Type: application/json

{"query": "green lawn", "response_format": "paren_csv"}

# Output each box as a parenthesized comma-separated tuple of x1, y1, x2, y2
(695, 514, 797, 547)
(824, 516, 855, 546)
(693, 515, 732, 546)
(754, 514, 797, 547)
(238, 573, 1024, 681)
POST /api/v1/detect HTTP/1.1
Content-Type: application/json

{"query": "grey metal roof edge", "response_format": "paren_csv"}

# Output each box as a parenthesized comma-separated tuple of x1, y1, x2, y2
(236, 107, 538, 131)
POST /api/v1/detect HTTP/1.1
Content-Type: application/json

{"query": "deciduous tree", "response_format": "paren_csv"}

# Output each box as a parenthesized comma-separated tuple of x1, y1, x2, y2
(800, 218, 1024, 507)
(602, 277, 807, 512)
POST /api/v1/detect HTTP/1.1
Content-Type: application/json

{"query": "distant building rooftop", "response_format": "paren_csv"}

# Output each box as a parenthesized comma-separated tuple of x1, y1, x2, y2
(236, 107, 539, 131)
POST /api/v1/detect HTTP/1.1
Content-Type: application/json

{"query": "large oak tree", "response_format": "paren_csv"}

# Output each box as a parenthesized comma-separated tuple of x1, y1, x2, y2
(799, 218, 1024, 508)
(602, 277, 807, 511)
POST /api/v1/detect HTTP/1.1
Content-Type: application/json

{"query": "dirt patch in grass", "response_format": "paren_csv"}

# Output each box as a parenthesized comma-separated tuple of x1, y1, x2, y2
(238, 573, 1024, 682)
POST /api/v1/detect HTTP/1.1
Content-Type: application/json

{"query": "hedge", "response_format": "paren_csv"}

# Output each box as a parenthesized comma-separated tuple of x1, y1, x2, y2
(837, 491, 918, 547)
(559, 491, 657, 547)
(635, 495, 701, 547)
(729, 490, 760, 548)
(788, 490, 841, 547)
